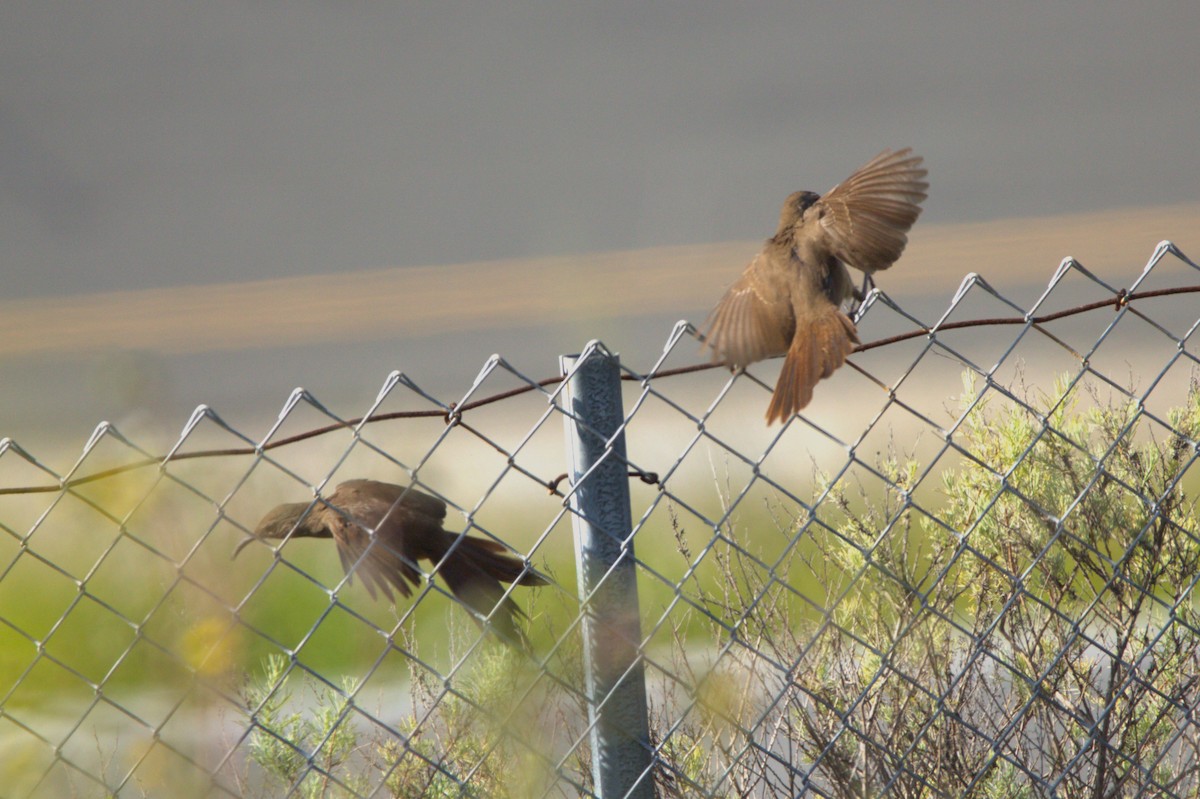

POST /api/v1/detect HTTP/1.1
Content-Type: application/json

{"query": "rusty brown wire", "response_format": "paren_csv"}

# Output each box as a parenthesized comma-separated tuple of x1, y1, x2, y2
(1, 283, 1195, 497)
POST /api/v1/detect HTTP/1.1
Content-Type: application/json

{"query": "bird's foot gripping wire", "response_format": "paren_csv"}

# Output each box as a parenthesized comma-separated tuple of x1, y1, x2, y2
(850, 273, 876, 320)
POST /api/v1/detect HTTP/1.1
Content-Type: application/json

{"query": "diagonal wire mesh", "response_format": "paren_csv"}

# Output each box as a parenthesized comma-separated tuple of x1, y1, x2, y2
(1, 240, 1199, 797)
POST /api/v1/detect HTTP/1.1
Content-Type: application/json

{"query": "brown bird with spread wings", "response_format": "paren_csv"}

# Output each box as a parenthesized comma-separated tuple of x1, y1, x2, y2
(704, 148, 927, 424)
(236, 479, 546, 646)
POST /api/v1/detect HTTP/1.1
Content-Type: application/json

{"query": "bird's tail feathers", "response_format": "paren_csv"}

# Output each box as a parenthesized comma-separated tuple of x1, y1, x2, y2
(766, 309, 858, 424)
(433, 533, 546, 648)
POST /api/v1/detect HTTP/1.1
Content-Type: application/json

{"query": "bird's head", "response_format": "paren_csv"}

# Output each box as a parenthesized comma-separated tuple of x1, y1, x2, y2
(777, 190, 820, 234)
(232, 501, 318, 559)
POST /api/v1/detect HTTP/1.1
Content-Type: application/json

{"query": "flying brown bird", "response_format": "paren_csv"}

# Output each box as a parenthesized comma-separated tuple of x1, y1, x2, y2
(236, 479, 546, 646)
(704, 148, 928, 424)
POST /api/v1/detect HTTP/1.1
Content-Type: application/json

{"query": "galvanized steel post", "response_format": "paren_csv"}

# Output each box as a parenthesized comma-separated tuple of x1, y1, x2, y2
(561, 344, 656, 799)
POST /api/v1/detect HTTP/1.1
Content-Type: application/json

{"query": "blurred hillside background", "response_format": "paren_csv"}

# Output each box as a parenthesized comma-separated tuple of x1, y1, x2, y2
(1, 2, 1198, 467)
(4, 6, 1200, 795)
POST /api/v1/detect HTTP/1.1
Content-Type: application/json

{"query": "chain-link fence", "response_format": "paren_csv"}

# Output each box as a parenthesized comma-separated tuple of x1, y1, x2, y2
(2, 241, 1200, 798)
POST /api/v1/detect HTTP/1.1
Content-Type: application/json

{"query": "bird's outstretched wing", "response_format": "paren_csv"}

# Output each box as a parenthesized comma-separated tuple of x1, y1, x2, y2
(807, 148, 927, 275)
(326, 481, 445, 601)
(704, 251, 796, 369)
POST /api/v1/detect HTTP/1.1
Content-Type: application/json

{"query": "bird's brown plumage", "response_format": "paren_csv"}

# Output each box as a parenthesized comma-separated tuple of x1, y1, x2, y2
(238, 479, 546, 646)
(704, 148, 927, 424)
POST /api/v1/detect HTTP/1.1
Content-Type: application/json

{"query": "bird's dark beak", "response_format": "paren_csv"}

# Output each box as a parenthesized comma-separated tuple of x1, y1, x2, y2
(232, 536, 258, 560)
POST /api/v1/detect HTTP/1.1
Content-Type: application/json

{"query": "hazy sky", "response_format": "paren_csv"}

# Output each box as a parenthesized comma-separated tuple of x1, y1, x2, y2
(2, 2, 1199, 454)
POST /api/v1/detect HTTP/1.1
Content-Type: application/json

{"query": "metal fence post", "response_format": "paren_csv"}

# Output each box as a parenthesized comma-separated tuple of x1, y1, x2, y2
(561, 343, 656, 799)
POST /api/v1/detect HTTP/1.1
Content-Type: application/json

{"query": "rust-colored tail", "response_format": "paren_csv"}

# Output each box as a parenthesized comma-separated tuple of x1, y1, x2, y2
(432, 533, 547, 648)
(766, 309, 858, 424)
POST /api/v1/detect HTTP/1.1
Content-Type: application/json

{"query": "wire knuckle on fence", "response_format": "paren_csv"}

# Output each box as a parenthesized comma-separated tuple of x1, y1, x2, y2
(2, 242, 1200, 798)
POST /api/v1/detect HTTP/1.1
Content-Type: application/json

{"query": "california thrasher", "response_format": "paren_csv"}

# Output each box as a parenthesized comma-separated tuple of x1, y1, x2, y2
(704, 148, 927, 423)
(237, 479, 546, 646)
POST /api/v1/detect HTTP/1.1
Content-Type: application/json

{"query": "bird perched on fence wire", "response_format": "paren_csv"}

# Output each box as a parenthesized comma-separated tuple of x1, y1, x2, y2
(703, 148, 927, 424)
(236, 479, 547, 647)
